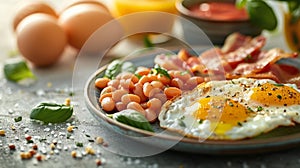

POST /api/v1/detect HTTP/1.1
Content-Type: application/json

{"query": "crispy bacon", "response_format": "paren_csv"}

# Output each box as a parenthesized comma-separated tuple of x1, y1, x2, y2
(154, 33, 300, 87)
(199, 33, 266, 72)
(232, 48, 298, 75)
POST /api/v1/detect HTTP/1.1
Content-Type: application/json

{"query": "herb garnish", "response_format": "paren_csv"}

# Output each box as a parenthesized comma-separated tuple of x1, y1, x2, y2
(4, 59, 36, 84)
(112, 109, 154, 132)
(277, 95, 282, 100)
(75, 142, 83, 147)
(14, 116, 22, 122)
(151, 64, 171, 79)
(257, 106, 263, 111)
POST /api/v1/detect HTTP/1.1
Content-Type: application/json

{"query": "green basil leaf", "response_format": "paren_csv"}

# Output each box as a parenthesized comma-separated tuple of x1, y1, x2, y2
(151, 64, 171, 79)
(290, 5, 300, 24)
(143, 35, 154, 48)
(4, 59, 36, 83)
(121, 61, 136, 74)
(246, 0, 277, 31)
(235, 0, 248, 9)
(104, 60, 123, 79)
(113, 109, 154, 132)
(104, 60, 136, 79)
(30, 102, 73, 123)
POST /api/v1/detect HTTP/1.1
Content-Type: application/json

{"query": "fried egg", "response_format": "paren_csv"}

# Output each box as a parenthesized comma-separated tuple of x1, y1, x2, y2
(158, 78, 300, 140)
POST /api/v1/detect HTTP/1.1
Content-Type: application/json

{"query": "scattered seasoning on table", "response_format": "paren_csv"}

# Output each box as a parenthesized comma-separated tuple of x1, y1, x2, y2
(71, 151, 77, 158)
(8, 143, 16, 150)
(14, 116, 22, 122)
(0, 130, 6, 136)
(67, 125, 74, 132)
(96, 137, 104, 145)
(95, 159, 102, 166)
(75, 142, 83, 147)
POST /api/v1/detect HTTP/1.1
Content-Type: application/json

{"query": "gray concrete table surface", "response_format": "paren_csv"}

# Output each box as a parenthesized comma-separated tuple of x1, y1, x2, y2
(1, 0, 300, 168)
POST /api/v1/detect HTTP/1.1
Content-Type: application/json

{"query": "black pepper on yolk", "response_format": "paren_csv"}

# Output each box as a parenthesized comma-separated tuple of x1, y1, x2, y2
(250, 83, 300, 106)
(194, 97, 251, 136)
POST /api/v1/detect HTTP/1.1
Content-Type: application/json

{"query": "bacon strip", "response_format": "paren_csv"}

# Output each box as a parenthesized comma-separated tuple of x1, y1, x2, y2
(233, 48, 298, 75)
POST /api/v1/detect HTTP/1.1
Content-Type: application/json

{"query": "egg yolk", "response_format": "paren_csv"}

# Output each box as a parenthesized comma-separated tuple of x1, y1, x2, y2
(194, 97, 250, 135)
(250, 83, 300, 106)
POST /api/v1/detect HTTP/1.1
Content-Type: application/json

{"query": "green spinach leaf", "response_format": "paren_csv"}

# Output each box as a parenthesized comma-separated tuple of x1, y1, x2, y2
(104, 60, 123, 79)
(4, 59, 36, 83)
(112, 109, 154, 132)
(30, 103, 73, 123)
(104, 60, 136, 79)
(246, 0, 277, 31)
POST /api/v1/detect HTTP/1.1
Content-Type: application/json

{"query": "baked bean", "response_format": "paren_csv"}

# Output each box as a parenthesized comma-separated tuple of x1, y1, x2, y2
(193, 76, 204, 84)
(157, 74, 170, 85)
(121, 94, 141, 105)
(147, 98, 162, 112)
(95, 78, 110, 89)
(133, 83, 148, 102)
(149, 88, 163, 98)
(184, 76, 204, 90)
(152, 93, 167, 104)
(115, 102, 126, 111)
(164, 87, 182, 99)
(100, 86, 115, 96)
(168, 70, 176, 78)
(136, 67, 151, 76)
(145, 109, 157, 123)
(120, 72, 133, 79)
(127, 102, 146, 116)
(177, 49, 190, 61)
(112, 89, 128, 102)
(138, 76, 150, 85)
(143, 82, 154, 97)
(131, 75, 139, 84)
(99, 93, 112, 103)
(191, 64, 207, 73)
(151, 81, 164, 89)
(107, 79, 120, 89)
(147, 74, 158, 82)
(173, 71, 191, 82)
(187, 56, 200, 65)
(101, 97, 115, 112)
(119, 79, 133, 90)
(141, 102, 148, 109)
(170, 78, 184, 89)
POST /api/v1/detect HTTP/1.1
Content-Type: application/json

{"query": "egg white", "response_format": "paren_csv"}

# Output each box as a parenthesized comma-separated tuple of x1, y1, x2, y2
(159, 78, 300, 140)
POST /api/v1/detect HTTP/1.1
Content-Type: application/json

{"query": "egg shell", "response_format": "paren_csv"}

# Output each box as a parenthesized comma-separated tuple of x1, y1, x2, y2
(61, 0, 110, 14)
(13, 1, 57, 31)
(58, 3, 114, 53)
(17, 13, 67, 67)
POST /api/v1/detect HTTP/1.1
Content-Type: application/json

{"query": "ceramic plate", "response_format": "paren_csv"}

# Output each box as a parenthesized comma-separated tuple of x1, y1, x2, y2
(84, 51, 300, 154)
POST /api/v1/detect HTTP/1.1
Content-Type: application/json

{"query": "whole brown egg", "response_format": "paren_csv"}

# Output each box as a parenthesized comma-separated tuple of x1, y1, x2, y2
(16, 13, 67, 67)
(13, 1, 57, 31)
(58, 2, 114, 53)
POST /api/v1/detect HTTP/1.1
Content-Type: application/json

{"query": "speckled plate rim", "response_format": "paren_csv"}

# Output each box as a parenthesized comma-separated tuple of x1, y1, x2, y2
(84, 52, 300, 154)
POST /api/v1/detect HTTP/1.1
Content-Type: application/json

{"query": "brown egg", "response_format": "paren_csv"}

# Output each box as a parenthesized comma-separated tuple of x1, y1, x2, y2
(16, 13, 67, 67)
(13, 1, 57, 31)
(58, 3, 114, 53)
(62, 0, 110, 13)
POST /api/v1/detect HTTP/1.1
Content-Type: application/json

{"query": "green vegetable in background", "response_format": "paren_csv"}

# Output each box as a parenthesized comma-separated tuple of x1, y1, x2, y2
(104, 60, 136, 79)
(143, 35, 154, 48)
(236, 0, 300, 30)
(30, 103, 73, 123)
(4, 59, 36, 83)
(112, 109, 154, 132)
(237, 0, 277, 31)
